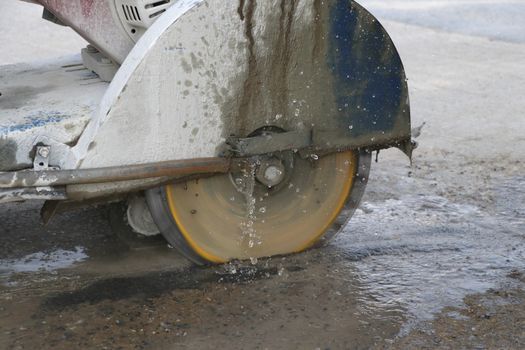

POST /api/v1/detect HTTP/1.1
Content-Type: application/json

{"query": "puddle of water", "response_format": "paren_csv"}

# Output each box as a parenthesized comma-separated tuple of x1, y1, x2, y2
(333, 175, 525, 334)
(0, 246, 88, 283)
(493, 176, 525, 230)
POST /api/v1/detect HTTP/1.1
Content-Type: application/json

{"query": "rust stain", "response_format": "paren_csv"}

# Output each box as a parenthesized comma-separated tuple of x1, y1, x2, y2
(80, 0, 95, 17)
(225, 0, 327, 138)
(233, 0, 302, 135)
(236, 0, 257, 135)
(312, 0, 322, 62)
(40, 0, 94, 18)
(265, 0, 298, 119)
(237, 0, 246, 21)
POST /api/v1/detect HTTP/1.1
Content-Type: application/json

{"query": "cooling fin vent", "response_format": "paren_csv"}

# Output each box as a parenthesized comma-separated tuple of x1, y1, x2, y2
(115, 0, 174, 40)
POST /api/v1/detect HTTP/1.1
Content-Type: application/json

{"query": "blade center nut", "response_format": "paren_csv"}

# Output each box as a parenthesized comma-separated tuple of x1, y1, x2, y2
(256, 159, 286, 188)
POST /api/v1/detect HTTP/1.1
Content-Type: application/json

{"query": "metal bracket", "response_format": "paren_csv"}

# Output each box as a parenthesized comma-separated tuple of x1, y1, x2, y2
(226, 129, 415, 159)
(34, 146, 51, 171)
(81, 45, 119, 82)
(42, 8, 66, 26)
(226, 130, 311, 157)
(0, 187, 68, 204)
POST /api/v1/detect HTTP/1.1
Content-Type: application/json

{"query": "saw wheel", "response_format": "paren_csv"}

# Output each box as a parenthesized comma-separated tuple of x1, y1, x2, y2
(146, 150, 370, 264)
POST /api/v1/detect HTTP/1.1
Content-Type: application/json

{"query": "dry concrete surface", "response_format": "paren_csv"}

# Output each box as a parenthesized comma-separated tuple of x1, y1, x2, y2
(1, 1, 524, 349)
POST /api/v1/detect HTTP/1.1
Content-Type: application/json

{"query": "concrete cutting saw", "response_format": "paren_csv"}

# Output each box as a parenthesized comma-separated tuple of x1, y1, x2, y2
(0, 0, 413, 264)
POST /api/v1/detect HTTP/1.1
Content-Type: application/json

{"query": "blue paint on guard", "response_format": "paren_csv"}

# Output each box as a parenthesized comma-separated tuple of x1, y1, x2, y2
(328, 0, 409, 139)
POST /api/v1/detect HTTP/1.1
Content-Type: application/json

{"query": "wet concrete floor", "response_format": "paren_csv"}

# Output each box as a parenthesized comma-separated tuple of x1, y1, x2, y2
(1, 148, 523, 349)
(1, 6, 525, 350)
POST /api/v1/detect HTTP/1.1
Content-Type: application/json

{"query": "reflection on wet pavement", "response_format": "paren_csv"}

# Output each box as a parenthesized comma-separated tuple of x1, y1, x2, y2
(0, 247, 87, 278)
(0, 245, 406, 349)
(0, 153, 523, 349)
(336, 159, 525, 333)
